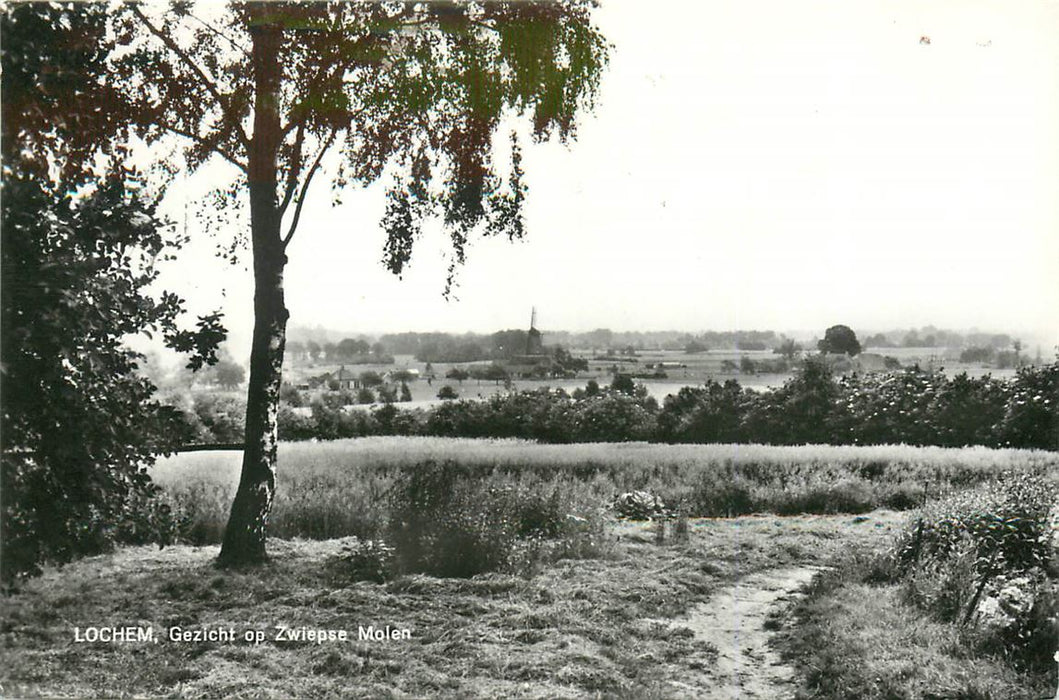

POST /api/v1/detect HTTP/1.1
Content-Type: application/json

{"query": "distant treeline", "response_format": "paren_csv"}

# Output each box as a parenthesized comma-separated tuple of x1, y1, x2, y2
(176, 360, 1058, 451)
(862, 326, 1017, 350)
(286, 325, 1026, 360)
(285, 337, 393, 365)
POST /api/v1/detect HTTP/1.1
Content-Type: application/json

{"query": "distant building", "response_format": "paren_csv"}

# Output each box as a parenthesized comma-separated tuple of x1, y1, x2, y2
(505, 354, 555, 378)
(526, 326, 543, 355)
(502, 308, 554, 378)
(331, 366, 360, 390)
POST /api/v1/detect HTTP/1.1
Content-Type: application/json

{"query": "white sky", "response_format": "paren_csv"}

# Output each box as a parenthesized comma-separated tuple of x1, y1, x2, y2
(158, 0, 1059, 353)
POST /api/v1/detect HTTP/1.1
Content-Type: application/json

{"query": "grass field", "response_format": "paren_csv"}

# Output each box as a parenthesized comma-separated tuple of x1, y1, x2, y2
(3, 439, 1054, 698)
(152, 438, 1059, 545)
(1, 511, 909, 699)
(282, 346, 1021, 405)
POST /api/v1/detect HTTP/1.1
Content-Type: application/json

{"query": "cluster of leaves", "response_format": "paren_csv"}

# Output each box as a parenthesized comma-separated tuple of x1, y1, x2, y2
(887, 474, 1058, 671)
(385, 460, 607, 578)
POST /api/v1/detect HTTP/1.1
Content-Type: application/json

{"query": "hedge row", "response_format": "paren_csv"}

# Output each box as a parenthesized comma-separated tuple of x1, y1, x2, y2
(178, 360, 1059, 450)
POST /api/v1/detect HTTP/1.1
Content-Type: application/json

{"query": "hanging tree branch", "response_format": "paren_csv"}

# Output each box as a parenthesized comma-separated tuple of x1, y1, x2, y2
(186, 11, 252, 54)
(155, 120, 248, 173)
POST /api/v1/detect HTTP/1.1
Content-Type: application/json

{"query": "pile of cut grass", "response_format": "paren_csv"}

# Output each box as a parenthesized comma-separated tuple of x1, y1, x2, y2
(152, 438, 1059, 545)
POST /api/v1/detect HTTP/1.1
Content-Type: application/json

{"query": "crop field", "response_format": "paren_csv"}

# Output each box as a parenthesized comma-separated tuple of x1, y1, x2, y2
(151, 438, 1059, 545)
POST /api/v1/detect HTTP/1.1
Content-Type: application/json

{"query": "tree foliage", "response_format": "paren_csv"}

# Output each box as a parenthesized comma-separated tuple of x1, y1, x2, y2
(817, 324, 862, 356)
(111, 1, 609, 284)
(1, 3, 224, 581)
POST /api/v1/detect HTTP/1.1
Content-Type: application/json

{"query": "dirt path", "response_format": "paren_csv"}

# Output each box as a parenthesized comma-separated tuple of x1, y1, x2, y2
(662, 566, 822, 699)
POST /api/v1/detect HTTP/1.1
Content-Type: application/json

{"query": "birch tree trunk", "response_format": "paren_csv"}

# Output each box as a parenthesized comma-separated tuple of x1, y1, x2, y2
(218, 16, 286, 566)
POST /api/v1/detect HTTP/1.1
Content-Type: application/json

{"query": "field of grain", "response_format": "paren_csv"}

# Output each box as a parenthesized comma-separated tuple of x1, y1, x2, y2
(152, 438, 1059, 545)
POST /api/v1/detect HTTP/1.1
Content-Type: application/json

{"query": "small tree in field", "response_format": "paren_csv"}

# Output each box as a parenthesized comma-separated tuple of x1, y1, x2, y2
(817, 324, 862, 357)
(774, 338, 802, 360)
(446, 368, 470, 385)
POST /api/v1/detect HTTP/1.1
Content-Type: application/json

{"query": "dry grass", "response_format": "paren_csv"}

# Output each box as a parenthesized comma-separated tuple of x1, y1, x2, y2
(1, 512, 903, 699)
(776, 566, 1047, 699)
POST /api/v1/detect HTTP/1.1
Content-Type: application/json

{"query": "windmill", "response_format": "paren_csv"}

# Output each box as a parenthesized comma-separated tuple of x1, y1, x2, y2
(526, 307, 543, 355)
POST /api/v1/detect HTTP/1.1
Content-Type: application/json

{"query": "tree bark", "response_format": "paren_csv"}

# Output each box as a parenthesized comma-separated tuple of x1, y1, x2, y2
(218, 15, 285, 567)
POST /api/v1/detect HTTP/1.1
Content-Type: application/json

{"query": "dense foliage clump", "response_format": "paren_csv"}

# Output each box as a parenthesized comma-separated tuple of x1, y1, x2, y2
(888, 474, 1058, 671)
(386, 460, 607, 578)
(0, 173, 224, 582)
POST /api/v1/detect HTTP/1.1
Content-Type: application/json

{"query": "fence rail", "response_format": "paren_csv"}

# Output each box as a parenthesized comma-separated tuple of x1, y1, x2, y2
(3, 443, 245, 458)
(171, 443, 245, 453)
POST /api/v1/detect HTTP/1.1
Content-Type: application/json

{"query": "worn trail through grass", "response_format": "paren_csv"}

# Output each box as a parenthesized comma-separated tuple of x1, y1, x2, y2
(656, 566, 823, 699)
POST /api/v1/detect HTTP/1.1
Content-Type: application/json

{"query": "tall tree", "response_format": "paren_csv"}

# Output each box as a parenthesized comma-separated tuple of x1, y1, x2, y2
(1, 4, 224, 580)
(109, 2, 609, 565)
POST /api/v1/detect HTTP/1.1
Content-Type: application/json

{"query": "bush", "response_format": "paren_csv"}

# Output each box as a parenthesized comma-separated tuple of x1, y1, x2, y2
(437, 385, 459, 400)
(190, 394, 246, 443)
(386, 460, 607, 578)
(184, 359, 1059, 451)
(277, 404, 315, 441)
(387, 461, 516, 577)
(890, 474, 1058, 671)
(329, 539, 395, 583)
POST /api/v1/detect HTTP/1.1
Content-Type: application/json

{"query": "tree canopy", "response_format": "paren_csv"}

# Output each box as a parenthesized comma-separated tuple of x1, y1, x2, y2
(112, 1, 609, 280)
(1, 3, 227, 580)
(817, 325, 862, 357)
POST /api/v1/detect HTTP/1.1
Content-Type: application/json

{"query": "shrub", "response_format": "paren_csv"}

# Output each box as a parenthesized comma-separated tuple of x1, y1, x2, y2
(191, 394, 246, 443)
(890, 474, 1058, 671)
(329, 539, 395, 583)
(387, 461, 516, 578)
(277, 404, 315, 441)
(437, 385, 459, 400)
(1000, 362, 1059, 451)
(386, 460, 607, 578)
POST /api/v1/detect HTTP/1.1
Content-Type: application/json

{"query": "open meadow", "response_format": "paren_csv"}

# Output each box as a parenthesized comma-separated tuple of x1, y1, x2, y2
(3, 438, 1055, 698)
